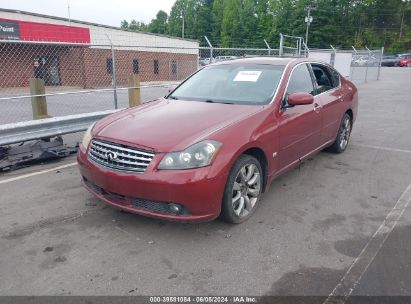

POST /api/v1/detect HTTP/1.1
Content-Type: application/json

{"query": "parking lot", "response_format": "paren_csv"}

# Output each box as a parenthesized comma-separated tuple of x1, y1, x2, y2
(0, 67, 411, 297)
(0, 84, 173, 125)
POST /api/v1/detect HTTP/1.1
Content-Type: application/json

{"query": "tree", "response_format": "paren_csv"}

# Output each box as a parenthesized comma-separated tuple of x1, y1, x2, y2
(193, 0, 213, 42)
(148, 10, 169, 34)
(128, 20, 148, 32)
(120, 0, 411, 51)
(239, 0, 258, 46)
(220, 0, 242, 47)
(255, 0, 273, 47)
(120, 20, 129, 29)
(211, 0, 224, 42)
(168, 0, 188, 37)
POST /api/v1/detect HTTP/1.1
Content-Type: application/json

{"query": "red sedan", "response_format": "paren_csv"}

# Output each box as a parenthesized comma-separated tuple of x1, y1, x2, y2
(399, 57, 411, 67)
(77, 58, 358, 223)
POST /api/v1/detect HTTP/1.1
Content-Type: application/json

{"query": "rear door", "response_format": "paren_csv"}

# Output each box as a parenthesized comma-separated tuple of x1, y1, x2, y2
(277, 63, 322, 172)
(310, 63, 343, 143)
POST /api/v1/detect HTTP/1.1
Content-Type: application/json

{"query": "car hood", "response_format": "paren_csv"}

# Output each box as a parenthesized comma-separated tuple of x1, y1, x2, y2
(94, 98, 263, 152)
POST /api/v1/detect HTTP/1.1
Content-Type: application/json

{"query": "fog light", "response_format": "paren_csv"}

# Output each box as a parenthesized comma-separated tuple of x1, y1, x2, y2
(168, 203, 182, 215)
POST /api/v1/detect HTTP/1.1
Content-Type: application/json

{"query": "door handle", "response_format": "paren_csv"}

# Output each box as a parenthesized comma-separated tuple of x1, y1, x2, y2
(313, 103, 322, 113)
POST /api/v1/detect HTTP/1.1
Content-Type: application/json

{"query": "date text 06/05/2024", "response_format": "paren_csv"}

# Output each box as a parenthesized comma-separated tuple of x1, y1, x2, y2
(149, 296, 257, 303)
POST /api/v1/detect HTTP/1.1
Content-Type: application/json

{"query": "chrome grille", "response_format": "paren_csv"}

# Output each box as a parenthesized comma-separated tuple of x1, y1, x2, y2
(88, 140, 155, 173)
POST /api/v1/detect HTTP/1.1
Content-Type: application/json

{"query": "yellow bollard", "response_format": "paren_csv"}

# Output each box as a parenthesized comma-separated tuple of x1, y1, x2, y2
(29, 78, 49, 119)
(128, 74, 141, 107)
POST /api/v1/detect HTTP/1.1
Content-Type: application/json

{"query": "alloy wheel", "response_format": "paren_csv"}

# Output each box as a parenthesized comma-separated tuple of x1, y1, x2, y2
(231, 163, 261, 218)
(339, 116, 351, 150)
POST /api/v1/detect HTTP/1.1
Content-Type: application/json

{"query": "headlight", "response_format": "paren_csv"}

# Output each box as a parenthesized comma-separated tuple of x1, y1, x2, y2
(158, 140, 222, 170)
(81, 122, 96, 148)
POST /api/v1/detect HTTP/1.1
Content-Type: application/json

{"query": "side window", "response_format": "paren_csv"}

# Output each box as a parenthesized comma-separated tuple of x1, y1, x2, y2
(329, 67, 340, 87)
(286, 64, 315, 96)
(311, 64, 334, 94)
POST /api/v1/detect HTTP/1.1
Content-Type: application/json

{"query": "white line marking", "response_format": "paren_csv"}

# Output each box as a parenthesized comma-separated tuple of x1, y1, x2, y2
(0, 162, 77, 185)
(323, 181, 411, 303)
(352, 143, 411, 154)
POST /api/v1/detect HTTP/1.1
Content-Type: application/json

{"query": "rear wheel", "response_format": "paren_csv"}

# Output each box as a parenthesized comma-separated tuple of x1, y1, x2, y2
(327, 113, 352, 153)
(221, 155, 263, 224)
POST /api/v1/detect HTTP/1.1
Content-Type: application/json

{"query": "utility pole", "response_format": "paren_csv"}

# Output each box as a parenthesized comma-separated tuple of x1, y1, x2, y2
(182, 15, 185, 38)
(304, 6, 315, 48)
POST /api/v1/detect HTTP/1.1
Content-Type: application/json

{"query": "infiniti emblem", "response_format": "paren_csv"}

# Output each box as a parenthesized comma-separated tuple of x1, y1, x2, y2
(106, 151, 118, 161)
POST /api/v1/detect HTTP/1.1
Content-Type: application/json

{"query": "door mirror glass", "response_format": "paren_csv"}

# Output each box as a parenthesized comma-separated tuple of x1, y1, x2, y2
(287, 92, 314, 106)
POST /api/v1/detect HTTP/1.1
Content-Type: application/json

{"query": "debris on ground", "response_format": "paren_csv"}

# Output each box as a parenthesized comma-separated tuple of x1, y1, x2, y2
(0, 136, 78, 172)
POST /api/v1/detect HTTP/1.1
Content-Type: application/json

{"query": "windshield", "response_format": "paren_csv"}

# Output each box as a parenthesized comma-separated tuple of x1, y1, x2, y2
(169, 64, 285, 105)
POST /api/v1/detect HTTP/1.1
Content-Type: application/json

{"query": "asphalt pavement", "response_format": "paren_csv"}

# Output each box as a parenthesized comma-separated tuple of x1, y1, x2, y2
(0, 67, 411, 298)
(0, 85, 173, 125)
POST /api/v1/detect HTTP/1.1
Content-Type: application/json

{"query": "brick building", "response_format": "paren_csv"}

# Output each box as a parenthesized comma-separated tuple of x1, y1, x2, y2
(0, 9, 199, 89)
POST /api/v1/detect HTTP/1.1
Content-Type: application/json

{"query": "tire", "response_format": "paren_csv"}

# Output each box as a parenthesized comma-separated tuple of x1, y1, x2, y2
(220, 155, 263, 224)
(327, 113, 352, 153)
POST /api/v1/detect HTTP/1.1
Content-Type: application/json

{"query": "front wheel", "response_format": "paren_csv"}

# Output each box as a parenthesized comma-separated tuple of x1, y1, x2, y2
(327, 113, 352, 153)
(221, 155, 263, 224)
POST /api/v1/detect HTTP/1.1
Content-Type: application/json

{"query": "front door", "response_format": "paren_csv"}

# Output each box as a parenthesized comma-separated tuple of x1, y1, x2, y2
(277, 63, 322, 172)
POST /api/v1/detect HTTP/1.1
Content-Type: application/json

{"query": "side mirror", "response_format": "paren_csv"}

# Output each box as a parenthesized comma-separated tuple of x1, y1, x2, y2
(287, 92, 314, 106)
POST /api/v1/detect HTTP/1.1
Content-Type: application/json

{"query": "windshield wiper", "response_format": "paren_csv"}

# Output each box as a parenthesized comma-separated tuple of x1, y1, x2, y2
(204, 99, 233, 104)
(168, 96, 179, 100)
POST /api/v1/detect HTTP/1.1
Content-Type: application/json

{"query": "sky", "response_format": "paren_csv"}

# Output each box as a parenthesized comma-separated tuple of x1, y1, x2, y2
(0, 0, 176, 27)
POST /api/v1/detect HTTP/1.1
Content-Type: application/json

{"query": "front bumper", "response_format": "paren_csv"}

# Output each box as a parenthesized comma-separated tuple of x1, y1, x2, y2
(77, 145, 227, 222)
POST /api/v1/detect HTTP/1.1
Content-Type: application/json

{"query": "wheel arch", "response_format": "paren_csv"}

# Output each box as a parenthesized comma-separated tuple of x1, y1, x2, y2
(345, 108, 353, 122)
(238, 146, 269, 193)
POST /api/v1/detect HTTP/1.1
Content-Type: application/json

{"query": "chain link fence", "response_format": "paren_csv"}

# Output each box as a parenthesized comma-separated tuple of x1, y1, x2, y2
(307, 47, 384, 84)
(0, 40, 281, 125)
(350, 48, 384, 83)
(198, 47, 280, 66)
(0, 39, 383, 126)
(0, 40, 201, 125)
